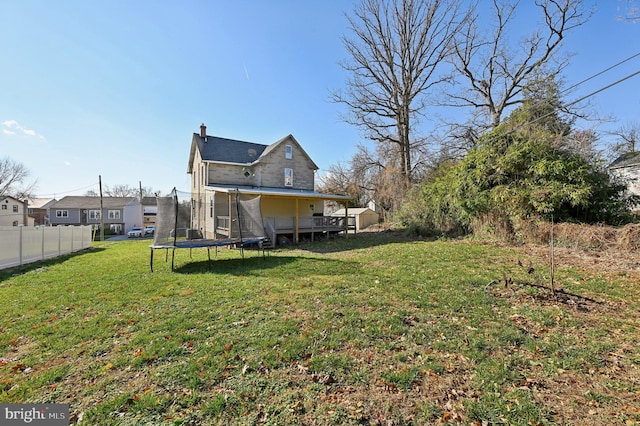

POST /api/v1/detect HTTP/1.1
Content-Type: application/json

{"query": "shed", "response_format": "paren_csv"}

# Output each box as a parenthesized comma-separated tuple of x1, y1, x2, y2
(331, 208, 379, 231)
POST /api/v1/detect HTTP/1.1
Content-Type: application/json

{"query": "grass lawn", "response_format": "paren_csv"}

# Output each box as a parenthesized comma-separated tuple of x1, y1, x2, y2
(1, 232, 639, 425)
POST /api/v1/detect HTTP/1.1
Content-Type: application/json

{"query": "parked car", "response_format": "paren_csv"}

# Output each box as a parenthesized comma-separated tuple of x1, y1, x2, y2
(144, 226, 155, 235)
(127, 227, 143, 238)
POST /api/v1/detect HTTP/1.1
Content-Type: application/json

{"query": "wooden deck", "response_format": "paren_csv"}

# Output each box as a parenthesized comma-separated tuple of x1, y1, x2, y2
(215, 215, 351, 245)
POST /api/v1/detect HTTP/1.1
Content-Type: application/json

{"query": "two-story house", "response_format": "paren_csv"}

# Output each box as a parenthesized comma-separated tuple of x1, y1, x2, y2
(187, 124, 349, 244)
(0, 195, 29, 226)
(48, 196, 144, 234)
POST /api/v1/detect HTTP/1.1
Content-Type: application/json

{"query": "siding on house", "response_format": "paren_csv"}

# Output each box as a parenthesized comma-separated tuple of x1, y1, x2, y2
(608, 152, 640, 210)
(48, 196, 143, 232)
(0, 196, 28, 226)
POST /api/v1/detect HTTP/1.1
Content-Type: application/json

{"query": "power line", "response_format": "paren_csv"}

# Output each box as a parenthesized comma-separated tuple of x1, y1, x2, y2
(34, 182, 99, 198)
(563, 50, 640, 94)
(483, 67, 640, 144)
(524, 68, 640, 131)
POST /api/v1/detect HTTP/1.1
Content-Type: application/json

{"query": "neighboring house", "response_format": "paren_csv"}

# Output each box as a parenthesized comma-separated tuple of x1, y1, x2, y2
(0, 195, 29, 226)
(28, 198, 57, 226)
(331, 208, 380, 232)
(48, 196, 144, 234)
(188, 124, 350, 244)
(141, 197, 157, 227)
(608, 151, 640, 211)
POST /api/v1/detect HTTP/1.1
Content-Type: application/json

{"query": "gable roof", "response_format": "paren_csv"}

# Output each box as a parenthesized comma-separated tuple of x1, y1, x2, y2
(1, 195, 24, 204)
(188, 132, 319, 172)
(50, 196, 137, 209)
(29, 198, 57, 209)
(141, 196, 158, 206)
(188, 134, 268, 172)
(261, 134, 319, 170)
(609, 152, 640, 169)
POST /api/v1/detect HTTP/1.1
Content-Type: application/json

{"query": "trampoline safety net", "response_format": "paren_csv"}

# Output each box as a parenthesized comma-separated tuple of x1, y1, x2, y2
(152, 188, 267, 248)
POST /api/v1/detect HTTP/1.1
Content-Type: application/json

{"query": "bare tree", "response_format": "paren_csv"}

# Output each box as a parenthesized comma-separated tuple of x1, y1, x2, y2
(617, 0, 640, 22)
(332, 0, 465, 186)
(562, 128, 603, 165)
(448, 0, 591, 129)
(0, 157, 37, 199)
(85, 184, 160, 198)
(608, 121, 639, 156)
(317, 162, 367, 207)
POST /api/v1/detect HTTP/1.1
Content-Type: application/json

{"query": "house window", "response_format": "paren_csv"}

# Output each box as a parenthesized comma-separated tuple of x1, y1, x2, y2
(108, 210, 120, 220)
(13, 205, 18, 213)
(89, 210, 101, 220)
(284, 168, 293, 187)
(12, 221, 18, 226)
(285, 145, 292, 159)
(1, 205, 6, 210)
(56, 210, 68, 218)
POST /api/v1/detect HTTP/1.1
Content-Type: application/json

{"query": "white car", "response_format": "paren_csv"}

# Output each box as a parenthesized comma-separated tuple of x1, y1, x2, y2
(127, 227, 143, 238)
(144, 226, 155, 235)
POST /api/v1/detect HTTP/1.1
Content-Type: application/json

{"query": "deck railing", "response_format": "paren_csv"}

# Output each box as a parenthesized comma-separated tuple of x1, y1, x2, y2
(215, 215, 348, 243)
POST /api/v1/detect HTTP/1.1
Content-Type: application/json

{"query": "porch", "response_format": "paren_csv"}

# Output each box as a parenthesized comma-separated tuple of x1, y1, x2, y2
(215, 215, 352, 245)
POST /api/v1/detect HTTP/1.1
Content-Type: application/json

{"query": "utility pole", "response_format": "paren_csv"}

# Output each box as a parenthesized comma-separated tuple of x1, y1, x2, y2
(139, 180, 144, 227)
(99, 175, 104, 242)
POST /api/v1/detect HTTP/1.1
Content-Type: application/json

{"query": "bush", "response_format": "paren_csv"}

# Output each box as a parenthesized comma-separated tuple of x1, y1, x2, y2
(400, 127, 637, 239)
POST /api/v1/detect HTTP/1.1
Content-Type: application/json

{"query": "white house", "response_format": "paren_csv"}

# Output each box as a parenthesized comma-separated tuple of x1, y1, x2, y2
(0, 195, 28, 226)
(608, 151, 640, 211)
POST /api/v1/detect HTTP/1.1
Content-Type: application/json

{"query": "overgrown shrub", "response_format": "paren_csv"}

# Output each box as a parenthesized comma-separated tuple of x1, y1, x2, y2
(400, 123, 637, 238)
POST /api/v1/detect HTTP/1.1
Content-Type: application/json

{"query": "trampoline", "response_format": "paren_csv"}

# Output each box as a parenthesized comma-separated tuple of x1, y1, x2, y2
(150, 189, 267, 271)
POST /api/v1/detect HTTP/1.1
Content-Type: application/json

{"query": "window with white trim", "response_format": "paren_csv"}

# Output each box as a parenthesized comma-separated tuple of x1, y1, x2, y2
(1, 205, 6, 210)
(285, 144, 292, 159)
(108, 210, 120, 220)
(13, 205, 18, 213)
(89, 210, 101, 220)
(284, 168, 293, 187)
(56, 210, 68, 218)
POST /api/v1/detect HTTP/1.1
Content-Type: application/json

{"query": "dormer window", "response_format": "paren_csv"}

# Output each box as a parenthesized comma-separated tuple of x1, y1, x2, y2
(285, 145, 292, 159)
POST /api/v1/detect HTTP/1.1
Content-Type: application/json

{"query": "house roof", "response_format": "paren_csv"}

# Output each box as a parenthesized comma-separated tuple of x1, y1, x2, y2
(141, 196, 158, 206)
(187, 132, 319, 173)
(204, 184, 350, 201)
(1, 195, 24, 203)
(609, 151, 640, 169)
(50, 196, 137, 209)
(188, 134, 268, 173)
(29, 198, 57, 209)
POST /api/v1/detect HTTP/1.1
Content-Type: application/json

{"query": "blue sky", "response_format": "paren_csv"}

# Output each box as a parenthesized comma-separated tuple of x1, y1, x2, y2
(1, 1, 639, 198)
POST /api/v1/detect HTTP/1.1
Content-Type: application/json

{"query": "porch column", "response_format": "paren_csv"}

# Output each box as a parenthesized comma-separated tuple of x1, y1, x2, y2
(344, 201, 349, 238)
(212, 192, 217, 239)
(228, 193, 233, 238)
(294, 198, 299, 244)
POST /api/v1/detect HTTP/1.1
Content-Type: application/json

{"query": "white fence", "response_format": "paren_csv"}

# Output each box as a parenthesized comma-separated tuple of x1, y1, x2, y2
(0, 225, 93, 270)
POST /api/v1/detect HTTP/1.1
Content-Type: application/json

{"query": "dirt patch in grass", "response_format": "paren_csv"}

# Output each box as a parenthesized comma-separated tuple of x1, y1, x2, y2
(485, 241, 640, 425)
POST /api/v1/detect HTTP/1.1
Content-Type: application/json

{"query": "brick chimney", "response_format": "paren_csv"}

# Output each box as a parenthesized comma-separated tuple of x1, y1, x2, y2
(200, 123, 206, 138)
